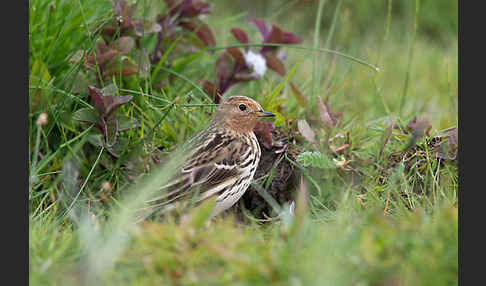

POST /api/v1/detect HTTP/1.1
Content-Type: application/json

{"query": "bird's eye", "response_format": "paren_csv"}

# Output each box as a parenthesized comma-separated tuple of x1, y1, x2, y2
(239, 104, 247, 111)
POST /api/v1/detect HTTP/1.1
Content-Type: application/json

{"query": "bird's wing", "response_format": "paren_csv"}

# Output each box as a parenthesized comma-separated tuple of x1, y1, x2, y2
(143, 131, 247, 211)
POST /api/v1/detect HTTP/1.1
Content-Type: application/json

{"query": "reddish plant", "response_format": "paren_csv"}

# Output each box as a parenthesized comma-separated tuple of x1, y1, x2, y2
(71, 0, 216, 85)
(202, 18, 302, 99)
(152, 0, 216, 63)
(73, 85, 138, 154)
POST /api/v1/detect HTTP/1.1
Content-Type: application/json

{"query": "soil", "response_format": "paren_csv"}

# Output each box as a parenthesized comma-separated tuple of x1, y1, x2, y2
(234, 128, 299, 221)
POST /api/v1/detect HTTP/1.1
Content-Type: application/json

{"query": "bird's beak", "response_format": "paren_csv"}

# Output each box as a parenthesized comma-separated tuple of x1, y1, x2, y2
(254, 109, 275, 117)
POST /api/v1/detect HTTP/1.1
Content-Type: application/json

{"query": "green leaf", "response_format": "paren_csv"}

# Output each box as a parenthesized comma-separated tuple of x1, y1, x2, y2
(134, 19, 162, 36)
(297, 151, 335, 169)
(102, 83, 119, 96)
(134, 49, 151, 79)
(297, 119, 315, 143)
(105, 137, 129, 158)
(87, 133, 104, 147)
(104, 115, 118, 147)
(73, 108, 98, 124)
(111, 36, 135, 55)
(118, 115, 140, 131)
(105, 95, 133, 116)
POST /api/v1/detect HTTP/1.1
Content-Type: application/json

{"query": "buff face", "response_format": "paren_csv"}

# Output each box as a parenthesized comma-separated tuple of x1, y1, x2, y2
(216, 96, 274, 133)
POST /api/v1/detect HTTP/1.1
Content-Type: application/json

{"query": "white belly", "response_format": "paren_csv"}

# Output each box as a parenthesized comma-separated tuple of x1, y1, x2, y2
(211, 134, 261, 216)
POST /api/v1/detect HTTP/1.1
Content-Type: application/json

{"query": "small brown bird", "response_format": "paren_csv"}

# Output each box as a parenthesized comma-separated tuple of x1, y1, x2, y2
(145, 95, 275, 217)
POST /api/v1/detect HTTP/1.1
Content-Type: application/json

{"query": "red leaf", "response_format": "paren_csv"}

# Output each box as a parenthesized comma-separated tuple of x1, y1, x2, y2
(180, 21, 216, 47)
(185, 1, 211, 18)
(262, 24, 302, 53)
(100, 26, 117, 37)
(168, 0, 211, 18)
(200, 80, 222, 104)
(289, 82, 308, 107)
(113, 0, 136, 30)
(281, 30, 302, 45)
(87, 39, 118, 66)
(253, 121, 275, 149)
(195, 22, 216, 47)
(267, 25, 302, 45)
(110, 36, 135, 54)
(226, 48, 246, 68)
(266, 25, 285, 44)
(106, 95, 134, 116)
(156, 13, 170, 31)
(103, 57, 138, 78)
(215, 52, 234, 84)
(317, 95, 334, 129)
(317, 96, 343, 129)
(230, 28, 249, 47)
(88, 85, 133, 117)
(262, 52, 286, 76)
(120, 58, 139, 76)
(96, 50, 119, 66)
(88, 86, 107, 115)
(179, 20, 196, 30)
(297, 119, 315, 143)
(233, 72, 257, 82)
(95, 38, 109, 54)
(252, 18, 270, 39)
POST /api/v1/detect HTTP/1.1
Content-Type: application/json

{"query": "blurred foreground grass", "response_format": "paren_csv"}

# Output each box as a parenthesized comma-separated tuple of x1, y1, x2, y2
(30, 199, 457, 285)
(29, 0, 458, 285)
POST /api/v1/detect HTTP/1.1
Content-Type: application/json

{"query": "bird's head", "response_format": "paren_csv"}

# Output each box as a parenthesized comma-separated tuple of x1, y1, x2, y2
(211, 96, 275, 134)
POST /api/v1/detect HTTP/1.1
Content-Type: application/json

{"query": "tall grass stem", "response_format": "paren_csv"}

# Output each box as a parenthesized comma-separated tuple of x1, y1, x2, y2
(399, 0, 420, 116)
(311, 0, 326, 107)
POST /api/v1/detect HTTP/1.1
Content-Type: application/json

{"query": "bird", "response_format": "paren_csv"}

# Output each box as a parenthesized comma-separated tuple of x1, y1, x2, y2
(144, 95, 275, 218)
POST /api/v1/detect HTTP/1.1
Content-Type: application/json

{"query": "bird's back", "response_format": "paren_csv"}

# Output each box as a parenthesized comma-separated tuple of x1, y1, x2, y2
(144, 125, 261, 217)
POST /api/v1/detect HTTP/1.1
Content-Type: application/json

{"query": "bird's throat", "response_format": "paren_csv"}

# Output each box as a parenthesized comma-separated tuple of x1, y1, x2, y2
(225, 116, 257, 134)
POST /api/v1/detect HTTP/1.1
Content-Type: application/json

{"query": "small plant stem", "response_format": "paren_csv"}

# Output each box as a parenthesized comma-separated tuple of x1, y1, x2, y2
(373, 0, 393, 116)
(151, 32, 164, 64)
(375, 0, 393, 67)
(324, 0, 342, 49)
(311, 0, 326, 107)
(29, 127, 43, 193)
(399, 0, 420, 117)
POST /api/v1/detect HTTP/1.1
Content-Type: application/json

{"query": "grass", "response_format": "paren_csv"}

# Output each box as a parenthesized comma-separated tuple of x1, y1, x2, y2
(29, 0, 458, 285)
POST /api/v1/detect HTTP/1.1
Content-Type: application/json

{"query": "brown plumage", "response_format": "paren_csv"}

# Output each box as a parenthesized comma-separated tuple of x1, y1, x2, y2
(145, 95, 275, 217)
